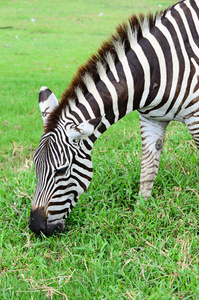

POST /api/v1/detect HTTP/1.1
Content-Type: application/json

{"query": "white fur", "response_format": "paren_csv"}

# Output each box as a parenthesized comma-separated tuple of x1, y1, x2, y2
(127, 23, 138, 49)
(105, 52, 120, 82)
(140, 17, 150, 36)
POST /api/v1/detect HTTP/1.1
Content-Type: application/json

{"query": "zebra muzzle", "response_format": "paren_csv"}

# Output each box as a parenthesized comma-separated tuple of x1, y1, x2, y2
(29, 207, 64, 237)
(29, 207, 47, 236)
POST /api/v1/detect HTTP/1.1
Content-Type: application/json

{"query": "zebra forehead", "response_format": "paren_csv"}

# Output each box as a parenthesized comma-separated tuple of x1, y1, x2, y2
(44, 11, 161, 133)
(35, 143, 71, 170)
(35, 132, 64, 158)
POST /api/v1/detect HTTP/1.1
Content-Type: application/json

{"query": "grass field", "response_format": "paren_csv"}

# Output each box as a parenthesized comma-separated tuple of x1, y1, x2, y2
(1, 0, 199, 299)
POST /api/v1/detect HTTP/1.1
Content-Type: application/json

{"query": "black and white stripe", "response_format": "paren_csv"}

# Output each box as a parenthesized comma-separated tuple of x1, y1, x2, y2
(30, 0, 199, 236)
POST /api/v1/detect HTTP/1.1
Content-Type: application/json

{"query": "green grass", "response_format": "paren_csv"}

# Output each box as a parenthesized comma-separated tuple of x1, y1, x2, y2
(1, 0, 199, 299)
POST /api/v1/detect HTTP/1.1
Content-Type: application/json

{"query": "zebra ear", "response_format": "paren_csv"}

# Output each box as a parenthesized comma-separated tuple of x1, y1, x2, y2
(39, 86, 58, 126)
(68, 117, 102, 141)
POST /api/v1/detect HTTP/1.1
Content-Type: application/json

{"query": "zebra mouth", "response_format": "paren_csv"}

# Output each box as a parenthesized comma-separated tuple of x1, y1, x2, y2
(46, 220, 65, 237)
(29, 207, 65, 237)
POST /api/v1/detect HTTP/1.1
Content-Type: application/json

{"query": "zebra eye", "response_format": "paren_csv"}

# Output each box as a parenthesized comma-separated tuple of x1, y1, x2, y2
(54, 166, 68, 177)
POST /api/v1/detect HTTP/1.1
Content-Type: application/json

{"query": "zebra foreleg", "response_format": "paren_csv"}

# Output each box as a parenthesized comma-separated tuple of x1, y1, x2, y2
(139, 114, 169, 199)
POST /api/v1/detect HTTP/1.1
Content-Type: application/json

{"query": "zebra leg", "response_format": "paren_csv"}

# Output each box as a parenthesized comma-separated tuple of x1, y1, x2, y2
(184, 113, 199, 149)
(139, 114, 169, 199)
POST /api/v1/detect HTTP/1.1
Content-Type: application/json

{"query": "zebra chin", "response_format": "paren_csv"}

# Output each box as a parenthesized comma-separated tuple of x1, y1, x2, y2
(29, 207, 65, 237)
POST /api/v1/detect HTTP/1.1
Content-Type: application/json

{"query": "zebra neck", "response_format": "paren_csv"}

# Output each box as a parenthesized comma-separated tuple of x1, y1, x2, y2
(46, 10, 171, 137)
(66, 51, 147, 144)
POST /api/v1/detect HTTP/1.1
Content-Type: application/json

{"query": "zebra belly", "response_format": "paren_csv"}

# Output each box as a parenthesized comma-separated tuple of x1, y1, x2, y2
(138, 107, 185, 123)
(138, 91, 199, 124)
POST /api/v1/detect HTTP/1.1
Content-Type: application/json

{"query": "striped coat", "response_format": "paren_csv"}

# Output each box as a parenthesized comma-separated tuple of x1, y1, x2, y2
(30, 0, 199, 236)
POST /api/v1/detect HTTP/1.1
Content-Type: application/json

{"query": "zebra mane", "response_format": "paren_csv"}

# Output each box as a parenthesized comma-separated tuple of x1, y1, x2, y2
(45, 8, 169, 133)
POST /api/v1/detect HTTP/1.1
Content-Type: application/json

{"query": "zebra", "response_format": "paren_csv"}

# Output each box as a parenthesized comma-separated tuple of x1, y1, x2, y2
(29, 0, 199, 236)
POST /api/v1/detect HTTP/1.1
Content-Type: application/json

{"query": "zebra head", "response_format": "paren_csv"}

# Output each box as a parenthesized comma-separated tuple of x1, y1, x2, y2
(29, 87, 101, 236)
